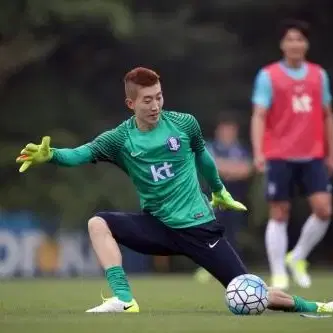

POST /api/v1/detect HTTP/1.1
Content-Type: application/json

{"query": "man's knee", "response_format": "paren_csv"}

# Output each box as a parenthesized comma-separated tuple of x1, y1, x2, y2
(269, 202, 290, 222)
(313, 204, 332, 221)
(309, 193, 332, 221)
(88, 216, 111, 236)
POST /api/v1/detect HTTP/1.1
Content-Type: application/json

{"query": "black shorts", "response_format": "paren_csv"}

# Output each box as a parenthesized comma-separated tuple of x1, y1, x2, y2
(95, 211, 247, 287)
(265, 159, 331, 201)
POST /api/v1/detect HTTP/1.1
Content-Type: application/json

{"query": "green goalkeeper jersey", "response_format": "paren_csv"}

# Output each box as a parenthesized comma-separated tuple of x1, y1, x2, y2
(52, 111, 223, 228)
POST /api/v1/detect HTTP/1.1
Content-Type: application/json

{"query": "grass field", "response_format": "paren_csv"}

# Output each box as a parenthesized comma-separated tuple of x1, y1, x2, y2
(0, 272, 332, 333)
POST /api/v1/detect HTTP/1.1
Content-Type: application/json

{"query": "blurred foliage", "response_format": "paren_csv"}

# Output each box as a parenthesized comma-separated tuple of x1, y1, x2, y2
(0, 0, 133, 86)
(1, 0, 333, 233)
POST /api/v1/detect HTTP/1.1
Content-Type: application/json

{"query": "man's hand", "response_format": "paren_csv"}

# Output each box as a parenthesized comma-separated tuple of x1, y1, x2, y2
(16, 136, 53, 173)
(254, 153, 266, 173)
(211, 187, 247, 211)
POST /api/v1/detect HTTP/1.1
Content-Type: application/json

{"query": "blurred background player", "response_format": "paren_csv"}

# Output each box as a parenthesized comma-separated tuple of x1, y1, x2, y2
(251, 19, 333, 290)
(208, 117, 252, 249)
(195, 116, 252, 283)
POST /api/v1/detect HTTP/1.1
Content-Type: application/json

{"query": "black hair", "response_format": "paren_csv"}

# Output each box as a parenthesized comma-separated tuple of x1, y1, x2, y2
(278, 19, 310, 41)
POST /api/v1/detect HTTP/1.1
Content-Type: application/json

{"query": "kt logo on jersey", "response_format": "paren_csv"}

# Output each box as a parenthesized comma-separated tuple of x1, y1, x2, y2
(150, 162, 174, 182)
(166, 136, 181, 152)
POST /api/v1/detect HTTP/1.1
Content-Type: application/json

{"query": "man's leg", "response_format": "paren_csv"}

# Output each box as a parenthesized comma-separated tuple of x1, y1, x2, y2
(193, 209, 225, 283)
(176, 220, 247, 288)
(87, 215, 132, 307)
(268, 288, 333, 313)
(265, 160, 292, 289)
(87, 212, 179, 313)
(286, 159, 332, 288)
(178, 221, 333, 313)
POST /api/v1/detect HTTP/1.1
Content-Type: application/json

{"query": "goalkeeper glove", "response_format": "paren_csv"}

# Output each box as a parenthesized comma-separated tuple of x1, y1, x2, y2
(211, 186, 247, 211)
(16, 136, 53, 173)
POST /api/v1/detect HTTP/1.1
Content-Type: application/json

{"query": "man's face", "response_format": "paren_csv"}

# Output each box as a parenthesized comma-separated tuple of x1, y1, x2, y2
(126, 83, 164, 126)
(280, 29, 309, 62)
(216, 122, 238, 145)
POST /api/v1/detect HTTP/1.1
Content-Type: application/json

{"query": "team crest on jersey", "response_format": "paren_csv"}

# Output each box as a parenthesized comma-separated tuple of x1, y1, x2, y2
(166, 136, 181, 152)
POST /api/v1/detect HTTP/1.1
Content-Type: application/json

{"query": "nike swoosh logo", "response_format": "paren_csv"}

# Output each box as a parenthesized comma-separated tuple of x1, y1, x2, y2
(130, 151, 142, 157)
(123, 304, 134, 311)
(208, 239, 220, 248)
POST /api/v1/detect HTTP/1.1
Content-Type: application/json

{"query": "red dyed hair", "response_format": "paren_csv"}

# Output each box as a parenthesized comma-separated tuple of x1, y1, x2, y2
(124, 67, 160, 98)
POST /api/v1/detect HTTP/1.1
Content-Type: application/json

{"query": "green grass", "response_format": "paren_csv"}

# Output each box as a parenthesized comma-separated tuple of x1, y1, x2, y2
(0, 272, 332, 333)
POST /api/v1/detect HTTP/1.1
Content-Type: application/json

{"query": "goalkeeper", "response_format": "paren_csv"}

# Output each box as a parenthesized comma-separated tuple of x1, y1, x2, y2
(17, 67, 333, 314)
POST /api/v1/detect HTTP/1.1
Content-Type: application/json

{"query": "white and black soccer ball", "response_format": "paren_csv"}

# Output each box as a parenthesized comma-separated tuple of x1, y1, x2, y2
(225, 274, 269, 315)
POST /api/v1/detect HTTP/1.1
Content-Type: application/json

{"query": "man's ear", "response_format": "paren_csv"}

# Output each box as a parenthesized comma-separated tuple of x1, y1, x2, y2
(125, 98, 135, 111)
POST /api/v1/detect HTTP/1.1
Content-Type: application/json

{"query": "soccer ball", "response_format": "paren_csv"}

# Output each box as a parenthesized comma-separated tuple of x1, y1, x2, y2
(225, 274, 269, 315)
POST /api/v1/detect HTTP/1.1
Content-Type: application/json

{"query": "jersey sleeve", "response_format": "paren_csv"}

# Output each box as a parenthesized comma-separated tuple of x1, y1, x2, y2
(251, 69, 272, 109)
(195, 147, 224, 193)
(51, 145, 94, 166)
(321, 69, 332, 107)
(182, 114, 206, 153)
(86, 124, 127, 162)
(205, 141, 214, 156)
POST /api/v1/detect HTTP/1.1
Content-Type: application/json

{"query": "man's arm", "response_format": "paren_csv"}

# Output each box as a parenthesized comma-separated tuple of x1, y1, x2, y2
(196, 148, 224, 192)
(251, 107, 266, 170)
(251, 69, 271, 172)
(215, 157, 252, 181)
(51, 145, 93, 166)
(321, 69, 333, 165)
(51, 128, 125, 167)
(184, 114, 247, 210)
(323, 105, 333, 162)
(183, 114, 224, 192)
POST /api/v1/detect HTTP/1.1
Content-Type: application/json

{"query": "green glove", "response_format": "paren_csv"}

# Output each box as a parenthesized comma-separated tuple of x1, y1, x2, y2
(16, 136, 53, 173)
(211, 187, 247, 211)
